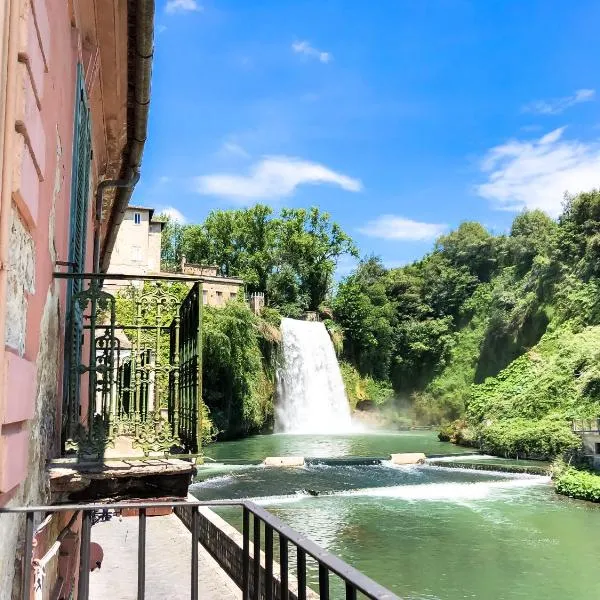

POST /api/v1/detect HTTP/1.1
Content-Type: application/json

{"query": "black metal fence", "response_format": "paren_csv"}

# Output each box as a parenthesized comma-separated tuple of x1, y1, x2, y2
(0, 500, 398, 600)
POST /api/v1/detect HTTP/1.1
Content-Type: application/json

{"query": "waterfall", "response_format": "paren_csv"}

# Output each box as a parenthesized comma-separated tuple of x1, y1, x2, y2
(275, 317, 352, 434)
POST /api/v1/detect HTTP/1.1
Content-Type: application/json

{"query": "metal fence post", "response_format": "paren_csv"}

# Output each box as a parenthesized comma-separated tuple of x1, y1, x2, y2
(78, 510, 92, 599)
(138, 508, 146, 600)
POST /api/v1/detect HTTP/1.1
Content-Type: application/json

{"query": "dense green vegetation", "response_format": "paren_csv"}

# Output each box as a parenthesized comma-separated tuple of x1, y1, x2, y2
(331, 190, 600, 459)
(159, 191, 600, 463)
(554, 460, 600, 502)
(161, 205, 356, 313)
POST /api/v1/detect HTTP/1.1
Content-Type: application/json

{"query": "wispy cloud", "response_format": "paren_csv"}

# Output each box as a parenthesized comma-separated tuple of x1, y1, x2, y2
(291, 40, 332, 64)
(477, 127, 600, 217)
(522, 89, 595, 115)
(196, 156, 362, 202)
(358, 216, 447, 241)
(165, 0, 203, 14)
(157, 206, 187, 224)
(219, 141, 250, 159)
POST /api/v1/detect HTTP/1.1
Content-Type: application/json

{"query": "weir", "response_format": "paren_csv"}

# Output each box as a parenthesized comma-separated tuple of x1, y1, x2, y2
(275, 318, 352, 434)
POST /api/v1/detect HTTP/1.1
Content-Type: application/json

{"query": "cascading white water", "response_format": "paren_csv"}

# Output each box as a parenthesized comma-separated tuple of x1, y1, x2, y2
(275, 317, 352, 434)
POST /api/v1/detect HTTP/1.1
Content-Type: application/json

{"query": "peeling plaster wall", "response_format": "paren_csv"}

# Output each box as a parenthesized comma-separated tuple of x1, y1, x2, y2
(4, 208, 35, 355)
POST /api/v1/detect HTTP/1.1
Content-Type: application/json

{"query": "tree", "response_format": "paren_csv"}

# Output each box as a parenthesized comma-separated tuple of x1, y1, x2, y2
(159, 215, 185, 270)
(435, 222, 500, 282)
(276, 207, 358, 311)
(508, 210, 557, 275)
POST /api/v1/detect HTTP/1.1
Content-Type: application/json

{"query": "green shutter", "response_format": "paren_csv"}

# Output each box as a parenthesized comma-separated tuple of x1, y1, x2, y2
(63, 63, 92, 442)
(68, 63, 92, 285)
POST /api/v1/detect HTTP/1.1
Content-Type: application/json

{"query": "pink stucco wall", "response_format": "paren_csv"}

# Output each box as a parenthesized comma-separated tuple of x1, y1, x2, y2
(0, 0, 97, 501)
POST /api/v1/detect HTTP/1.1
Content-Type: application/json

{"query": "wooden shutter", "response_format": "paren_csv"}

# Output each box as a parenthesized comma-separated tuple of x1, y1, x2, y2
(63, 64, 92, 441)
(68, 62, 92, 286)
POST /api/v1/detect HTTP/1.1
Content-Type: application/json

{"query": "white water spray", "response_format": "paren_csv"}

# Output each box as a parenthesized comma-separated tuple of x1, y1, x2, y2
(275, 318, 352, 434)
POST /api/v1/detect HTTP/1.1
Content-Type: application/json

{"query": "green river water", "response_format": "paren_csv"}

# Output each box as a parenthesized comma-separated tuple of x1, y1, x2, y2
(194, 432, 600, 600)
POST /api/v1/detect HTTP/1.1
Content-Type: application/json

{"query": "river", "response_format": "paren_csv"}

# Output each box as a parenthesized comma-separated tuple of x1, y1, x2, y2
(193, 432, 600, 600)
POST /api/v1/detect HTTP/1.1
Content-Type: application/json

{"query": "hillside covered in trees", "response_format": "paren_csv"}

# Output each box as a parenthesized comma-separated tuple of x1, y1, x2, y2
(160, 192, 600, 458)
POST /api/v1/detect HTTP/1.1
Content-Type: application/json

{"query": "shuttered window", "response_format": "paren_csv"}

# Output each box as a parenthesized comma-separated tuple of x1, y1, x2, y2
(63, 64, 92, 442)
(68, 63, 92, 285)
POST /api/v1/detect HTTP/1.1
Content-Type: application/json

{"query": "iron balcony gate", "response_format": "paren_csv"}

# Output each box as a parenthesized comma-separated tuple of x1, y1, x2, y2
(57, 272, 204, 459)
(170, 282, 203, 453)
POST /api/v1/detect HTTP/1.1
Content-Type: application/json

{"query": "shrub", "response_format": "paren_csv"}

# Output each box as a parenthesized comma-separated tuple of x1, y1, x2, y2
(479, 418, 580, 460)
(554, 464, 600, 503)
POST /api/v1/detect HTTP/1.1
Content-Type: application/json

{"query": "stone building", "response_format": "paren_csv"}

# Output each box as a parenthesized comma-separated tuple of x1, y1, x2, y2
(0, 2, 193, 599)
(106, 215, 245, 305)
(573, 419, 600, 470)
(104, 205, 164, 294)
(178, 258, 244, 307)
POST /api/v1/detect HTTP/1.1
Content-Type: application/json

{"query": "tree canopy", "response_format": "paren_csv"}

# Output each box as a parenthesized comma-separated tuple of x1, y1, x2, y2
(159, 205, 356, 313)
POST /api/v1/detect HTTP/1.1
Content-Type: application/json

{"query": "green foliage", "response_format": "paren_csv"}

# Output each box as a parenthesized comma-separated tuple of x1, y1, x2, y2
(339, 362, 394, 411)
(161, 204, 356, 314)
(554, 463, 600, 503)
(202, 301, 275, 437)
(158, 216, 185, 270)
(332, 190, 600, 464)
(468, 324, 600, 423)
(478, 418, 580, 459)
(435, 221, 501, 282)
(114, 282, 277, 441)
(332, 258, 395, 379)
(324, 319, 344, 355)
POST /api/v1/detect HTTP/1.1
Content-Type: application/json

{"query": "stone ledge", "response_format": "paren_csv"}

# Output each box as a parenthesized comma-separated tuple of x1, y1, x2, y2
(49, 458, 196, 504)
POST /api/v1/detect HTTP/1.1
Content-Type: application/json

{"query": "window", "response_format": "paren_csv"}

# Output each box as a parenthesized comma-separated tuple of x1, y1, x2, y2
(134, 212, 141, 225)
(130, 245, 142, 262)
(68, 64, 92, 282)
(216, 291, 223, 305)
(230, 293, 237, 301)
(63, 63, 92, 444)
(595, 443, 600, 455)
(202, 289, 208, 305)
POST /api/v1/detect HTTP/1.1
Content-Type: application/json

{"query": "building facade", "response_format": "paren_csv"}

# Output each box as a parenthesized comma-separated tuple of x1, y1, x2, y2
(106, 206, 164, 276)
(0, 1, 157, 597)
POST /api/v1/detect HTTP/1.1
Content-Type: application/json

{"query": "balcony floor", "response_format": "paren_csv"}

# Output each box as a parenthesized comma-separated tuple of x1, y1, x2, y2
(90, 512, 240, 600)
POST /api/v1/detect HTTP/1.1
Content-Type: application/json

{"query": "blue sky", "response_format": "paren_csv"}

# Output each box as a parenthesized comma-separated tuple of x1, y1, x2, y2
(135, 0, 600, 273)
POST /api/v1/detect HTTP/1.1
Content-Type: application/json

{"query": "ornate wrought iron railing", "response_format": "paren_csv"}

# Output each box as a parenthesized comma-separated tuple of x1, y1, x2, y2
(0, 500, 399, 600)
(54, 272, 204, 459)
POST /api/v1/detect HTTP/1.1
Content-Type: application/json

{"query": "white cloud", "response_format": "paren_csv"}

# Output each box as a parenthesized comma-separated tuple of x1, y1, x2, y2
(522, 89, 595, 115)
(157, 206, 187, 224)
(196, 156, 362, 201)
(220, 142, 250, 159)
(477, 127, 600, 217)
(292, 40, 332, 63)
(358, 216, 447, 241)
(165, 0, 202, 14)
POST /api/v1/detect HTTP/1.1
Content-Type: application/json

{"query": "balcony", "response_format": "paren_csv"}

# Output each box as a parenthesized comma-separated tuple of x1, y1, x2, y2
(48, 272, 206, 503)
(55, 272, 204, 460)
(0, 499, 398, 600)
(572, 419, 600, 434)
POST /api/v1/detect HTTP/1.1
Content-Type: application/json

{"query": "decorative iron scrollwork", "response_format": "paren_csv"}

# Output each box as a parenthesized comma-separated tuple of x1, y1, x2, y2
(131, 411, 181, 456)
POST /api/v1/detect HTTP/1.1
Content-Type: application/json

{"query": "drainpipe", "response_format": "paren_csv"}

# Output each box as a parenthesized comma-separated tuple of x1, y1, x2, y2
(99, 0, 154, 272)
(92, 173, 139, 273)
